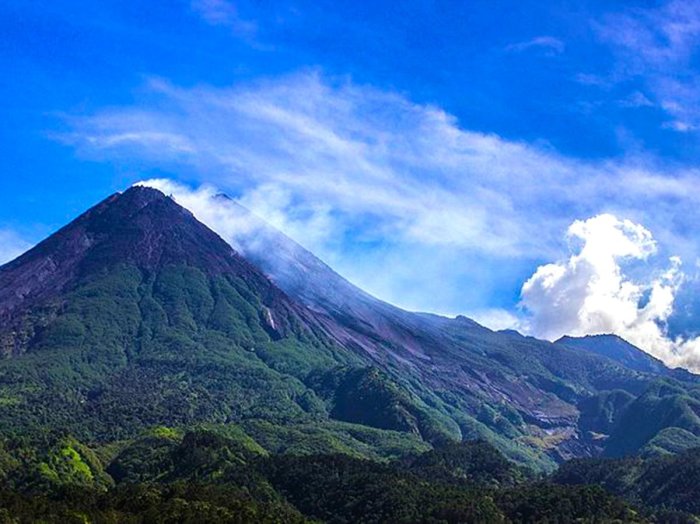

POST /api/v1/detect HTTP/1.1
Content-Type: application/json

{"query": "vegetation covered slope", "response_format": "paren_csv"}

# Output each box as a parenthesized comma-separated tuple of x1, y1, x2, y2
(0, 187, 440, 458)
(0, 429, 652, 523)
(553, 445, 700, 518)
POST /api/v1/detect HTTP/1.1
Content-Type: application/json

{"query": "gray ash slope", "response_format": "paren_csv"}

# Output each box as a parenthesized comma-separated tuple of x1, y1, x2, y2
(1, 186, 699, 469)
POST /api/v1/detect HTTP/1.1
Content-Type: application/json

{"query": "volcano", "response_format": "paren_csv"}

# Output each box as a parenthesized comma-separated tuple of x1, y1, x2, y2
(1, 186, 698, 470)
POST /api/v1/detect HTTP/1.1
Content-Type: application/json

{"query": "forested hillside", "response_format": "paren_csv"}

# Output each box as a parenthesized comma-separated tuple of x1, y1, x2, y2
(1, 186, 700, 521)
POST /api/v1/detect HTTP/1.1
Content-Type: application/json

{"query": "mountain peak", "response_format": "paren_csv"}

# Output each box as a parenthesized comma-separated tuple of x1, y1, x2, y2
(46, 186, 233, 267)
(0, 186, 292, 326)
(76, 185, 174, 228)
(121, 183, 170, 203)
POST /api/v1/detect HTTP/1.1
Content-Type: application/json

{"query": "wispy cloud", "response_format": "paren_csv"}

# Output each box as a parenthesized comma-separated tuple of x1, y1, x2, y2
(64, 73, 584, 257)
(81, 130, 195, 153)
(619, 91, 655, 108)
(190, 0, 257, 38)
(506, 36, 565, 55)
(595, 0, 700, 131)
(0, 229, 31, 265)
(58, 72, 700, 326)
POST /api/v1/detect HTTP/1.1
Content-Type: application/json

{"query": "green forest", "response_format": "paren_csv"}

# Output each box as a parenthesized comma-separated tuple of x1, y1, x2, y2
(2, 426, 689, 523)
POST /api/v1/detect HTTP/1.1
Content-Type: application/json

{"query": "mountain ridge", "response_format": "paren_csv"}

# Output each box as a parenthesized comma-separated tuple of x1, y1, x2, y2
(555, 334, 697, 384)
(2, 186, 700, 470)
(169, 188, 700, 461)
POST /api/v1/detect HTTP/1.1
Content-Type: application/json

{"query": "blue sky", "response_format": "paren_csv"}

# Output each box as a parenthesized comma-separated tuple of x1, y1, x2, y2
(4, 0, 700, 367)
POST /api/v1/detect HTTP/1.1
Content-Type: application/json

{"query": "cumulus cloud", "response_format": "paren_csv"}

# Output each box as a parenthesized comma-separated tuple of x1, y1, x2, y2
(520, 214, 700, 371)
(0, 229, 31, 265)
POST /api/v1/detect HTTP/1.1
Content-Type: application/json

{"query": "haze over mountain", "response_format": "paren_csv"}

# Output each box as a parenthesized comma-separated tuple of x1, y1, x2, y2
(2, 186, 700, 476)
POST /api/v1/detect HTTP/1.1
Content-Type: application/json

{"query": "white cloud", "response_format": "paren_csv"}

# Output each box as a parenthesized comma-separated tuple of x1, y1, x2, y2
(506, 36, 565, 55)
(65, 73, 585, 258)
(519, 214, 700, 371)
(190, 0, 257, 37)
(134, 178, 329, 254)
(0, 229, 31, 265)
(63, 73, 700, 255)
(59, 72, 700, 317)
(598, 1, 700, 67)
(596, 0, 700, 130)
(619, 91, 655, 108)
(521, 214, 661, 339)
(86, 131, 195, 153)
(468, 309, 522, 332)
(663, 120, 696, 132)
